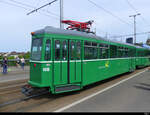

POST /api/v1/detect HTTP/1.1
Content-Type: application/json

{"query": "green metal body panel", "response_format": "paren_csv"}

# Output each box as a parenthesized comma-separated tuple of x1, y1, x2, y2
(82, 59, 132, 86)
(136, 48, 150, 67)
(53, 61, 68, 85)
(136, 57, 150, 67)
(29, 62, 52, 87)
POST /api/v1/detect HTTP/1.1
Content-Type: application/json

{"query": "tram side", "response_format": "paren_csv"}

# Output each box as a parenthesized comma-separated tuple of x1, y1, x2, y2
(136, 48, 150, 68)
(82, 39, 137, 86)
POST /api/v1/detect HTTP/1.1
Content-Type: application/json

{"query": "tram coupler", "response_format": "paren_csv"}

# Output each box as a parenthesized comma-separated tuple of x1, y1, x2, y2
(22, 84, 34, 96)
(21, 84, 49, 97)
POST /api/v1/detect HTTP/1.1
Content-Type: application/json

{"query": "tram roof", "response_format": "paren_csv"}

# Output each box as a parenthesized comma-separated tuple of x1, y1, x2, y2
(34, 26, 147, 49)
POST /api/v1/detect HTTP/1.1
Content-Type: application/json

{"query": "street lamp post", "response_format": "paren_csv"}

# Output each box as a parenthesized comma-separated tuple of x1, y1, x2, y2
(129, 13, 141, 44)
(60, 0, 64, 29)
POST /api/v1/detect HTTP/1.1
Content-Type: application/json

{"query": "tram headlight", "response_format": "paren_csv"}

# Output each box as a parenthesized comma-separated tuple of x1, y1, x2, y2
(31, 32, 35, 35)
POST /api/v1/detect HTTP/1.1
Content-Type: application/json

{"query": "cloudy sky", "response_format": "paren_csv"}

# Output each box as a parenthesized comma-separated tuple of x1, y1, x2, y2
(0, 0, 150, 52)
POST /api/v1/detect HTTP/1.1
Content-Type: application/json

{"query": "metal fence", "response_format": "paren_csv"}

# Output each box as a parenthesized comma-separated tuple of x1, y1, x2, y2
(0, 59, 29, 67)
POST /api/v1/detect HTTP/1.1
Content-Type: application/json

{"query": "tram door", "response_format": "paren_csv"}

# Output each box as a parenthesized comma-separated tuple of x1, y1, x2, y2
(69, 40, 82, 84)
(130, 49, 136, 71)
(54, 39, 82, 86)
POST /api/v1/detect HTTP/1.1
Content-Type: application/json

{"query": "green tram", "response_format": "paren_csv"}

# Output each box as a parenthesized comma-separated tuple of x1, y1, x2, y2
(26, 26, 150, 94)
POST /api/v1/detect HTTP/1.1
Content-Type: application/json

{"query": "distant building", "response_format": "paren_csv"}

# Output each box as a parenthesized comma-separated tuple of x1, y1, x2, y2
(3, 52, 11, 57)
(126, 37, 133, 44)
(9, 54, 18, 58)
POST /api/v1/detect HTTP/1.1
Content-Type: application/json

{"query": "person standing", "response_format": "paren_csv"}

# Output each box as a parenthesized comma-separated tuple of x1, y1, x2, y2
(20, 57, 25, 70)
(2, 57, 8, 74)
(16, 57, 20, 68)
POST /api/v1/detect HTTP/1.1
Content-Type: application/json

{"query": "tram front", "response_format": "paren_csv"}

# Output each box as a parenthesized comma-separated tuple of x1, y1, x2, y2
(22, 32, 53, 96)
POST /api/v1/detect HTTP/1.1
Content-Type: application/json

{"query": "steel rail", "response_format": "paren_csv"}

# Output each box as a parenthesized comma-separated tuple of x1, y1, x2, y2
(0, 91, 49, 108)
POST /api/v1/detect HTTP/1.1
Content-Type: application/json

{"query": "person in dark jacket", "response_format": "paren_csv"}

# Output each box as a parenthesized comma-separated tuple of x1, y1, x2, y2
(2, 57, 8, 74)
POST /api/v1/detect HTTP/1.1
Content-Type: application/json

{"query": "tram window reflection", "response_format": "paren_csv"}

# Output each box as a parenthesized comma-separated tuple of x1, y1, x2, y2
(77, 42, 81, 60)
(45, 40, 51, 61)
(62, 41, 67, 61)
(55, 40, 61, 61)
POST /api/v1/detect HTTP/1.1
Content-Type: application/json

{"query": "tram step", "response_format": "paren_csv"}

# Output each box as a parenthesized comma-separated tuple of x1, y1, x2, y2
(55, 84, 81, 94)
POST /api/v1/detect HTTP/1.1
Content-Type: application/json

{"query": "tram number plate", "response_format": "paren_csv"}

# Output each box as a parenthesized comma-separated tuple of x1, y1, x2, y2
(43, 68, 50, 72)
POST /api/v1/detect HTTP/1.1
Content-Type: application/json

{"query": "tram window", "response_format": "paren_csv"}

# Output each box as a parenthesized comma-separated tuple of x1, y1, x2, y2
(85, 41, 91, 46)
(125, 48, 129, 57)
(92, 42, 98, 59)
(141, 51, 143, 57)
(84, 47, 94, 59)
(55, 40, 61, 61)
(84, 41, 98, 59)
(129, 49, 135, 57)
(122, 47, 126, 57)
(94, 47, 98, 59)
(129, 49, 131, 57)
(92, 42, 97, 47)
(118, 47, 125, 58)
(45, 40, 51, 61)
(62, 41, 67, 61)
(70, 41, 76, 60)
(117, 47, 122, 58)
(100, 49, 108, 59)
(99, 44, 109, 59)
(31, 38, 42, 61)
(110, 45, 117, 58)
(133, 49, 136, 57)
(84, 47, 89, 59)
(77, 42, 81, 60)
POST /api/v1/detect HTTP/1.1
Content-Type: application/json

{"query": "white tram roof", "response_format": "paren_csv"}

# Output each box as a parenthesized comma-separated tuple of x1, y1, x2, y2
(34, 26, 147, 50)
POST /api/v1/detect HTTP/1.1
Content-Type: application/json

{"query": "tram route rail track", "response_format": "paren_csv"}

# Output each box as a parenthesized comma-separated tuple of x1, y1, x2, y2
(0, 79, 28, 87)
(0, 83, 27, 95)
(0, 90, 49, 108)
(0, 83, 27, 91)
(0, 79, 28, 95)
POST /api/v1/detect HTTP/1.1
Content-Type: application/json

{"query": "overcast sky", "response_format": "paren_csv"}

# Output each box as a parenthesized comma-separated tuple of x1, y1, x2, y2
(0, 0, 150, 52)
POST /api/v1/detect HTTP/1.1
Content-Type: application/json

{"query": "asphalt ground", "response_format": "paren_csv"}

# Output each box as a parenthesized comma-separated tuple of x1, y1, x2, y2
(57, 69, 150, 112)
(0, 66, 29, 83)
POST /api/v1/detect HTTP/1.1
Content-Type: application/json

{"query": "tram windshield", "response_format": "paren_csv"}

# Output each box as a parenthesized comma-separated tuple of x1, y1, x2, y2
(31, 38, 42, 61)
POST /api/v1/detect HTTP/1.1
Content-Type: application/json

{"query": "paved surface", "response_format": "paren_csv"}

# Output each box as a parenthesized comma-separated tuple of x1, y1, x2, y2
(0, 66, 29, 73)
(0, 66, 29, 82)
(63, 70, 150, 112)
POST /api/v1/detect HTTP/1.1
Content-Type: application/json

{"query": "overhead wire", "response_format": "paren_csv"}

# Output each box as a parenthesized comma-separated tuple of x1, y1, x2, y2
(2, 0, 149, 40)
(87, 0, 150, 40)
(0, 0, 59, 20)
(87, 0, 133, 28)
(126, 0, 150, 27)
(0, 0, 29, 11)
(8, 0, 59, 18)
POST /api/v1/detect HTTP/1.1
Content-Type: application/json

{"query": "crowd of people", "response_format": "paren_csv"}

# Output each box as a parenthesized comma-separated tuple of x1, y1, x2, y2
(1, 56, 25, 74)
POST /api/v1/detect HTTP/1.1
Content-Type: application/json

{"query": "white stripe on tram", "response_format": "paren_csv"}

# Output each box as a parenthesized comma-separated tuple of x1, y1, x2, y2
(29, 56, 150, 64)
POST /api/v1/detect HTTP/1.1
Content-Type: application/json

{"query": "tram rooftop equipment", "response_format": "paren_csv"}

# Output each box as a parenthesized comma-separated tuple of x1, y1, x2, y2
(62, 20, 95, 34)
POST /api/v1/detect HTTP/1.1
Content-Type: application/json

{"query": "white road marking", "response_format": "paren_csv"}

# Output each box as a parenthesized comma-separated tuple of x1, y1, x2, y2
(54, 69, 148, 112)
